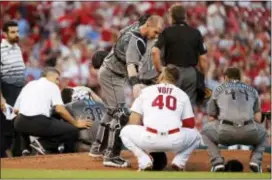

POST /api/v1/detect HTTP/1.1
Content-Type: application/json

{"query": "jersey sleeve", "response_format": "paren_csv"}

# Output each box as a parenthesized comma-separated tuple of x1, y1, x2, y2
(126, 35, 145, 66)
(197, 30, 207, 55)
(180, 96, 194, 120)
(51, 85, 64, 106)
(130, 91, 144, 115)
(253, 96, 261, 113)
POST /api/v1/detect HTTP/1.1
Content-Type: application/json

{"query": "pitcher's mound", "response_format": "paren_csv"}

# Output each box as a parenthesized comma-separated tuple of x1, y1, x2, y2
(2, 150, 271, 172)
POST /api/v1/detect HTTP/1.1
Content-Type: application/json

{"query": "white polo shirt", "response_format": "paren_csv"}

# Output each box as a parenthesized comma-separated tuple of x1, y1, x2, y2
(14, 78, 64, 117)
(131, 83, 194, 131)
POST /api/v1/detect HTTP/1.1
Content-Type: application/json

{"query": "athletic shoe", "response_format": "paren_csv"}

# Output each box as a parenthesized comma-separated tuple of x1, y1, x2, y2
(22, 149, 31, 156)
(211, 164, 225, 172)
(137, 163, 153, 172)
(171, 163, 185, 171)
(103, 156, 130, 168)
(249, 162, 262, 173)
(89, 146, 104, 158)
(29, 139, 46, 155)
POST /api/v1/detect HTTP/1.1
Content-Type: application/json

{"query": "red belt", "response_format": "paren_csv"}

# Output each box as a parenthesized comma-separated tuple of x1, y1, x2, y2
(146, 127, 180, 135)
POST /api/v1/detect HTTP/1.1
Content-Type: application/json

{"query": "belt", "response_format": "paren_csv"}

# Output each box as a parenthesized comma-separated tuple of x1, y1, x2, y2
(146, 127, 180, 135)
(221, 120, 254, 127)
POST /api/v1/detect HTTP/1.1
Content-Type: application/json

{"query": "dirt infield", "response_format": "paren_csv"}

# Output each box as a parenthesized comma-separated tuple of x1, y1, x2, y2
(2, 150, 271, 172)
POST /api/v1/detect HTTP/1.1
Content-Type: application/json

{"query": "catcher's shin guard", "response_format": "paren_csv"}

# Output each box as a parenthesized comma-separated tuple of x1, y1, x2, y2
(104, 105, 130, 158)
(91, 109, 114, 152)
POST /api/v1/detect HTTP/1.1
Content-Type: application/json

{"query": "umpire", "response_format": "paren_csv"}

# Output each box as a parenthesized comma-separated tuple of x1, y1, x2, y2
(0, 21, 26, 157)
(201, 67, 267, 173)
(152, 4, 207, 105)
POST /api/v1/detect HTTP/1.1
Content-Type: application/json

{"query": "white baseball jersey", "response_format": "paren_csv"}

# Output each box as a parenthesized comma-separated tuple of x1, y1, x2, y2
(131, 83, 194, 131)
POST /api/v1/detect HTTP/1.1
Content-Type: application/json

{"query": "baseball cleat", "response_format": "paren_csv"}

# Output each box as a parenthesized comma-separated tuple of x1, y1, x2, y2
(89, 146, 104, 158)
(137, 163, 153, 172)
(30, 139, 46, 155)
(211, 164, 225, 172)
(103, 156, 130, 168)
(249, 162, 262, 173)
(22, 149, 31, 156)
(171, 163, 184, 171)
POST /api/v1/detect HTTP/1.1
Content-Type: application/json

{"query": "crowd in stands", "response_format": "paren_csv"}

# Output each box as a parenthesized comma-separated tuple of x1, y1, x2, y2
(1, 1, 271, 145)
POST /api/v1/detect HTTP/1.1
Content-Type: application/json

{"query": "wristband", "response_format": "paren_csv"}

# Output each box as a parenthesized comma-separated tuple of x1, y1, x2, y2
(129, 76, 140, 86)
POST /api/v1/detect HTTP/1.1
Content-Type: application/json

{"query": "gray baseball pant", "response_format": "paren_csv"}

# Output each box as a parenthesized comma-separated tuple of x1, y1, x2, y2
(201, 120, 267, 166)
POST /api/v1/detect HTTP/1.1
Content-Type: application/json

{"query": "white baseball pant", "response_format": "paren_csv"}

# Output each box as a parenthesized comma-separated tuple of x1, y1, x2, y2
(120, 125, 203, 169)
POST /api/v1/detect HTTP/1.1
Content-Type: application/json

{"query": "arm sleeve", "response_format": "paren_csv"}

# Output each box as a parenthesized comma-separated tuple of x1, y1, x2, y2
(154, 30, 166, 50)
(253, 96, 261, 113)
(126, 36, 145, 66)
(180, 96, 194, 120)
(130, 92, 144, 115)
(197, 30, 207, 55)
(51, 85, 64, 106)
(207, 95, 219, 116)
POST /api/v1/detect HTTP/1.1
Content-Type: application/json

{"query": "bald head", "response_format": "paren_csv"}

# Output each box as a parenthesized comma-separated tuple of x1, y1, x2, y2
(146, 15, 163, 27)
(141, 15, 164, 40)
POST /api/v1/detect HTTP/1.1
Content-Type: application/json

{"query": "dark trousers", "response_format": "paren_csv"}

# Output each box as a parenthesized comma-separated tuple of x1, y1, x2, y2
(14, 114, 79, 153)
(176, 67, 197, 106)
(0, 82, 22, 157)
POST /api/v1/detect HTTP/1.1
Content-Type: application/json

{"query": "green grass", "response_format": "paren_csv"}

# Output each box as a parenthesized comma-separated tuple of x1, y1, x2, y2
(1, 169, 271, 179)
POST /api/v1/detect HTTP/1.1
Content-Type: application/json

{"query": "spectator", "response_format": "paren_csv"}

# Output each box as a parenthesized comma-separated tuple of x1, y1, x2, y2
(1, 21, 26, 157)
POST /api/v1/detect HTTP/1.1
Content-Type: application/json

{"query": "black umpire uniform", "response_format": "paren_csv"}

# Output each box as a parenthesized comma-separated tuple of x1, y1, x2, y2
(153, 5, 207, 106)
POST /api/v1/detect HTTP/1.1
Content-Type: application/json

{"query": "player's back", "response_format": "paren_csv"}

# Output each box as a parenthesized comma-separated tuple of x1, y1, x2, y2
(140, 83, 188, 131)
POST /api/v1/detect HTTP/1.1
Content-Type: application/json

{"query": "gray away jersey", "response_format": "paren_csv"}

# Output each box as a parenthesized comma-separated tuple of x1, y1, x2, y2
(65, 99, 106, 144)
(207, 81, 260, 123)
(103, 22, 147, 76)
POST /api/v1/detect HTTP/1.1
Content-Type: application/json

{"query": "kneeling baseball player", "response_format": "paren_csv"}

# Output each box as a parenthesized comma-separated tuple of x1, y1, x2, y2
(120, 65, 203, 171)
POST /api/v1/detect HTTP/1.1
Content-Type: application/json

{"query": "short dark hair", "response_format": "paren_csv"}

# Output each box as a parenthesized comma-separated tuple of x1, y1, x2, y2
(61, 88, 74, 104)
(91, 50, 109, 69)
(224, 67, 241, 80)
(40, 67, 60, 77)
(163, 64, 180, 83)
(169, 4, 186, 23)
(3, 21, 18, 33)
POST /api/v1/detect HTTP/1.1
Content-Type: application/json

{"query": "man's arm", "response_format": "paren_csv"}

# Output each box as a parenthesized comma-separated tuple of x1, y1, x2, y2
(181, 96, 195, 129)
(127, 91, 144, 125)
(253, 95, 262, 123)
(126, 36, 146, 98)
(196, 30, 207, 74)
(152, 31, 165, 73)
(207, 98, 219, 121)
(52, 85, 91, 128)
(0, 90, 6, 112)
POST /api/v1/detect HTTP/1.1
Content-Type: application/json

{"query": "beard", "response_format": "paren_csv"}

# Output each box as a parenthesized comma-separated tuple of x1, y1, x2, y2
(8, 36, 19, 44)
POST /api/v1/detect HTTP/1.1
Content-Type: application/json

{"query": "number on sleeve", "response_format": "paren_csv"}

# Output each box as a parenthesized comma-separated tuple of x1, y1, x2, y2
(152, 95, 177, 111)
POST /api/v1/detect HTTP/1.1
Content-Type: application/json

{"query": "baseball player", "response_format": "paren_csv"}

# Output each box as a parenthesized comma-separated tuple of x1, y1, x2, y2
(62, 86, 106, 152)
(120, 65, 203, 171)
(201, 67, 267, 173)
(88, 15, 164, 168)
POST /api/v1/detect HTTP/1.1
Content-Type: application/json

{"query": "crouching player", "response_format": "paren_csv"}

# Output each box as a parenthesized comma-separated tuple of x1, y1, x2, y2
(120, 65, 204, 171)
